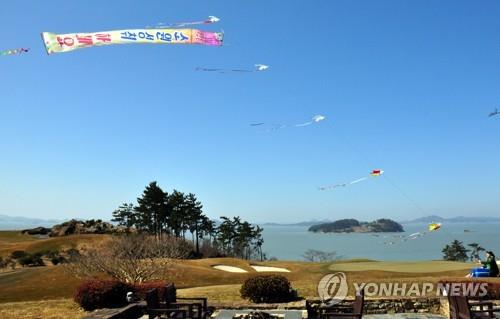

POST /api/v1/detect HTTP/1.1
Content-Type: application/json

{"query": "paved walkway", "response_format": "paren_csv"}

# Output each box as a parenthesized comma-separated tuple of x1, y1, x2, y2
(212, 310, 447, 319)
(364, 315, 445, 319)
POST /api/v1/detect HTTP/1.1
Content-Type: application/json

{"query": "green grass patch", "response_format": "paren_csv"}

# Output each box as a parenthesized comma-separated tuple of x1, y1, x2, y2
(329, 260, 472, 273)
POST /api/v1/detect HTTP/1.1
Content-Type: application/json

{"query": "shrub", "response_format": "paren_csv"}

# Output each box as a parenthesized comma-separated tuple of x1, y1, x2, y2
(39, 249, 59, 258)
(74, 280, 132, 311)
(10, 250, 27, 260)
(68, 235, 189, 284)
(66, 248, 81, 262)
(0, 258, 15, 269)
(199, 239, 225, 258)
(18, 254, 45, 267)
(132, 281, 172, 300)
(240, 275, 295, 303)
(51, 255, 67, 265)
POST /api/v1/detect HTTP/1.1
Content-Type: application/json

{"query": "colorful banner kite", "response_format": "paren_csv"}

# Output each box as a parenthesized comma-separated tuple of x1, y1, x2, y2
(319, 169, 384, 190)
(1, 48, 29, 56)
(41, 29, 223, 54)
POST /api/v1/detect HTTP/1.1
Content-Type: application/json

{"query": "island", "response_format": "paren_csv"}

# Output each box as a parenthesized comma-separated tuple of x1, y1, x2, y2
(308, 218, 404, 233)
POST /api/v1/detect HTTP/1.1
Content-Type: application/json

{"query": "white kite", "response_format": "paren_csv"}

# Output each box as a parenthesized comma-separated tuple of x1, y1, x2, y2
(255, 64, 269, 71)
(319, 169, 383, 191)
(252, 114, 326, 131)
(147, 16, 221, 28)
(295, 115, 326, 127)
(196, 64, 269, 73)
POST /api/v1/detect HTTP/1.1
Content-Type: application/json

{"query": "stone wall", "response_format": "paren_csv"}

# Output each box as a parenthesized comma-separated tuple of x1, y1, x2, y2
(307, 297, 442, 315)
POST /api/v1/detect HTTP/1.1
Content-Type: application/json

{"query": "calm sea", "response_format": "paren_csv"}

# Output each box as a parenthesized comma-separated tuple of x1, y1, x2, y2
(260, 223, 500, 261)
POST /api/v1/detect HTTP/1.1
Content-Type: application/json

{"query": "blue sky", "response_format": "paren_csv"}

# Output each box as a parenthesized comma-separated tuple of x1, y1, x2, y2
(1, 0, 499, 223)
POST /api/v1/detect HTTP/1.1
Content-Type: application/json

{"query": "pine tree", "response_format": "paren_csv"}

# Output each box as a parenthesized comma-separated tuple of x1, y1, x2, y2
(167, 190, 187, 237)
(468, 243, 485, 261)
(185, 193, 204, 255)
(135, 182, 169, 238)
(111, 203, 136, 228)
(442, 240, 470, 261)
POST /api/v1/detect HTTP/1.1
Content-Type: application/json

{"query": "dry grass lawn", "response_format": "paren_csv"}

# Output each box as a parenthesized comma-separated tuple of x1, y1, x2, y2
(0, 299, 85, 319)
(0, 232, 111, 257)
(1, 231, 498, 317)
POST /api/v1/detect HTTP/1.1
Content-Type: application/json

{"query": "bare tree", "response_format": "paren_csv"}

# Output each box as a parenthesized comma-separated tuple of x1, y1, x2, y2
(67, 234, 192, 284)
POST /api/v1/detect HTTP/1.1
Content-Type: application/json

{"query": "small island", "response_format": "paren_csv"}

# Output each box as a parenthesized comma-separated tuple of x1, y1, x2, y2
(308, 218, 404, 233)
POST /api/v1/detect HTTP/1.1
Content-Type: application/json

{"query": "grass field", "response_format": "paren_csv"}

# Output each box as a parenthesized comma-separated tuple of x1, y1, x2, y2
(329, 260, 473, 273)
(0, 299, 85, 319)
(0, 257, 485, 303)
(0, 231, 498, 317)
(0, 231, 111, 257)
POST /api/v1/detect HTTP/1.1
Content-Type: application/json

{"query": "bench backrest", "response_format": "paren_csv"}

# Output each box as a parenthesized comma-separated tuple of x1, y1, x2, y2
(146, 288, 160, 309)
(163, 283, 177, 305)
(353, 289, 365, 315)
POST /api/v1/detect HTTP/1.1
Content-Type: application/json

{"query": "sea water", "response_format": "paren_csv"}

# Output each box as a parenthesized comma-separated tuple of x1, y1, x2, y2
(260, 223, 500, 261)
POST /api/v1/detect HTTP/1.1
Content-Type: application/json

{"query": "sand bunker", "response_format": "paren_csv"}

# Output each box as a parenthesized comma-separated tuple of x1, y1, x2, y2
(212, 265, 248, 273)
(250, 265, 290, 272)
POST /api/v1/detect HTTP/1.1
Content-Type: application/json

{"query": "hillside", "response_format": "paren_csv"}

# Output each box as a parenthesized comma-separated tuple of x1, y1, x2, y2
(0, 231, 111, 257)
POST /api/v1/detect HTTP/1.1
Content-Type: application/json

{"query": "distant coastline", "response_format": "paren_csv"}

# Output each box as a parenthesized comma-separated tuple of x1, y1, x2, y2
(259, 215, 500, 227)
(2, 213, 500, 231)
(400, 215, 500, 224)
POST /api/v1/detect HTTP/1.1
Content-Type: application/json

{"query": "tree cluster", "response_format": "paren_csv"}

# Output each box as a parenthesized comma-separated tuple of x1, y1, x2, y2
(216, 216, 264, 260)
(112, 182, 264, 259)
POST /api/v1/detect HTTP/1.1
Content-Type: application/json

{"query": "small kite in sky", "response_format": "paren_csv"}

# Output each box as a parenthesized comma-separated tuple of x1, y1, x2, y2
(1, 48, 29, 56)
(384, 222, 442, 245)
(295, 115, 326, 127)
(251, 114, 325, 132)
(488, 108, 499, 118)
(147, 16, 220, 28)
(255, 64, 269, 71)
(196, 64, 269, 73)
(428, 222, 441, 232)
(319, 169, 383, 191)
(41, 28, 223, 54)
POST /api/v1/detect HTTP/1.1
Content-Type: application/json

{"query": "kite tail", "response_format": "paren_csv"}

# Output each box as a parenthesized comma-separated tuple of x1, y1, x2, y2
(349, 177, 368, 185)
(153, 20, 205, 28)
(294, 121, 313, 127)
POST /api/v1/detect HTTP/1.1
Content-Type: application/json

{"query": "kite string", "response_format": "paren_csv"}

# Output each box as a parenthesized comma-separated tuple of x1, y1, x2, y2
(334, 125, 432, 215)
(382, 174, 428, 215)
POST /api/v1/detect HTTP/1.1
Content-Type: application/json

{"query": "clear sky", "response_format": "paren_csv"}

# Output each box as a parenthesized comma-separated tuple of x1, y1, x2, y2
(1, 0, 499, 223)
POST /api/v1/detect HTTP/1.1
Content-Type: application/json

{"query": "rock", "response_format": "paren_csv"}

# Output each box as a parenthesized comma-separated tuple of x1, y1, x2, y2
(21, 227, 51, 235)
(49, 219, 119, 237)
